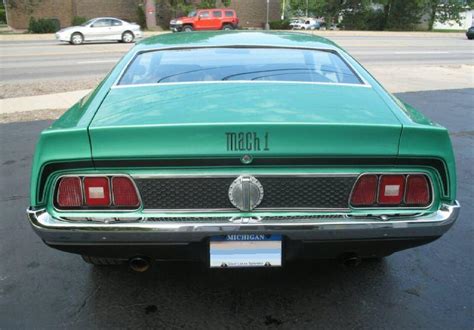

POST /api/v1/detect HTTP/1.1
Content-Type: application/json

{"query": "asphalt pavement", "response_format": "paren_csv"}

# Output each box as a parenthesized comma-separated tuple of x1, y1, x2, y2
(0, 88, 472, 329)
(1, 32, 473, 82)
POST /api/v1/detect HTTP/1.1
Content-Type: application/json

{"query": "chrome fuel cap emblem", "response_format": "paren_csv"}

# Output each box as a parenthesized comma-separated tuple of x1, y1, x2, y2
(228, 175, 264, 212)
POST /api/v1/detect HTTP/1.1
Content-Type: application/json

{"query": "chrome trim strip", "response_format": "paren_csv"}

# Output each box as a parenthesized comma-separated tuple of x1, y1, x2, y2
(111, 80, 371, 89)
(112, 44, 371, 87)
(27, 201, 460, 244)
(131, 173, 358, 179)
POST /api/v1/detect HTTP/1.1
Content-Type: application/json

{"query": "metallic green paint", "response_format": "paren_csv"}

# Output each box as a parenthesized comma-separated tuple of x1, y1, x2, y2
(30, 31, 457, 210)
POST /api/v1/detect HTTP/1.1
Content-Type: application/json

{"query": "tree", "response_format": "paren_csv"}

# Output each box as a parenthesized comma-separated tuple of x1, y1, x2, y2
(426, 0, 470, 30)
(287, 0, 344, 22)
(373, 0, 426, 30)
(340, 0, 372, 30)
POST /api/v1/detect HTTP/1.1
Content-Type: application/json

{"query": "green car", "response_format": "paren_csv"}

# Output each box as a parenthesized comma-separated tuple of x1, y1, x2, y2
(27, 32, 460, 270)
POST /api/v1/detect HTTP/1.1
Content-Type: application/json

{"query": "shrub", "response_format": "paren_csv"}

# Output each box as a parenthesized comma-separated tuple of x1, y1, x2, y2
(269, 19, 291, 30)
(0, 4, 6, 24)
(28, 17, 60, 33)
(72, 16, 87, 26)
(198, 0, 216, 9)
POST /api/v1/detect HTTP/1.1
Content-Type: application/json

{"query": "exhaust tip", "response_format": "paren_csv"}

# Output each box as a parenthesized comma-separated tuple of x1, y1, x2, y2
(129, 256, 151, 272)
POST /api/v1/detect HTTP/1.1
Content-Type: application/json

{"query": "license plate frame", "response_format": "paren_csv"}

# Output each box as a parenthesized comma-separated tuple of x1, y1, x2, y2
(209, 234, 282, 268)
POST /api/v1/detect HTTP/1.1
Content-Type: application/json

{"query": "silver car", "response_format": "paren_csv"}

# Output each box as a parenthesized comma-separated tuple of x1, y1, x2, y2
(55, 17, 143, 45)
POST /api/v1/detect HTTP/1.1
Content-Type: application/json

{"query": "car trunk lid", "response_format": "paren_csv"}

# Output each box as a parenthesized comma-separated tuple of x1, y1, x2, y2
(89, 83, 402, 159)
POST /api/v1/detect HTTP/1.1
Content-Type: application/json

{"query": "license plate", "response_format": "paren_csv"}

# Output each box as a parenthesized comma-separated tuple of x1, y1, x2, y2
(210, 234, 282, 268)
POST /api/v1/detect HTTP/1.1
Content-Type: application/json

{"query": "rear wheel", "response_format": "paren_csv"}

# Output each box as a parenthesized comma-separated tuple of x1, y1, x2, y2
(121, 31, 135, 43)
(222, 24, 233, 31)
(70, 32, 83, 45)
(81, 255, 124, 266)
(183, 25, 193, 32)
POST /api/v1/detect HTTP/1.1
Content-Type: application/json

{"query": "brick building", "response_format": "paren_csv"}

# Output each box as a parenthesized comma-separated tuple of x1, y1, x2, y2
(5, 0, 281, 30)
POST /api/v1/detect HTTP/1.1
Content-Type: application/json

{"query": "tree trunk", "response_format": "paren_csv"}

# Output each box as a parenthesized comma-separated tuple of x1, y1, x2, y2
(382, 2, 391, 30)
(428, 3, 437, 31)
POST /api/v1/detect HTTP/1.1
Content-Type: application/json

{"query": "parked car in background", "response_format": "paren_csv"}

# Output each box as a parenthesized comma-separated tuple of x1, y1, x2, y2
(466, 26, 474, 39)
(28, 32, 460, 270)
(55, 17, 142, 45)
(292, 18, 321, 30)
(289, 18, 304, 29)
(319, 22, 340, 30)
(170, 9, 239, 32)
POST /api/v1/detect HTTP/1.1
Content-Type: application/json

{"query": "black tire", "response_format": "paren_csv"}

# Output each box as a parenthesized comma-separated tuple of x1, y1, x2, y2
(70, 32, 84, 45)
(183, 25, 193, 32)
(222, 24, 233, 31)
(81, 255, 124, 266)
(121, 31, 135, 43)
(468, 36, 473, 40)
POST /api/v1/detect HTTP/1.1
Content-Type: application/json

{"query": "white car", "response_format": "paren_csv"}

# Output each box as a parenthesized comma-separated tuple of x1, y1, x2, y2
(292, 19, 321, 30)
(289, 18, 304, 29)
(55, 17, 143, 45)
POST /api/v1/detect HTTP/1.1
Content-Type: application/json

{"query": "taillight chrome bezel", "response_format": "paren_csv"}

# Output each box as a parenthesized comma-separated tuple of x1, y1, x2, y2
(350, 173, 434, 209)
(53, 174, 142, 212)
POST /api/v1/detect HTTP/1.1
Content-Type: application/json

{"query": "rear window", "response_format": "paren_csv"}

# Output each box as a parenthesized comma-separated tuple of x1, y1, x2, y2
(225, 10, 234, 17)
(119, 47, 363, 86)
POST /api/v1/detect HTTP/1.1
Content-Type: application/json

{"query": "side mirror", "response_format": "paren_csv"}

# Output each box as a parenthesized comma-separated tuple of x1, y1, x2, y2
(197, 16, 201, 20)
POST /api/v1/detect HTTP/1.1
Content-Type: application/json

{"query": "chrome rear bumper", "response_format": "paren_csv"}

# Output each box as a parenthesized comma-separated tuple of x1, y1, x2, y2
(27, 201, 460, 245)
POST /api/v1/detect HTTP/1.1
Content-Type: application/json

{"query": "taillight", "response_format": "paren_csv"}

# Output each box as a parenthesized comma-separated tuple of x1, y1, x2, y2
(57, 177, 82, 207)
(84, 177, 110, 207)
(378, 175, 405, 205)
(351, 174, 431, 208)
(55, 175, 140, 209)
(405, 175, 430, 206)
(112, 177, 140, 207)
(350, 175, 377, 206)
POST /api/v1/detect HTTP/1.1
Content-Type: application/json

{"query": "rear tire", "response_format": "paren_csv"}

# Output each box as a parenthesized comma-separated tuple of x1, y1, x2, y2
(70, 32, 83, 45)
(121, 31, 135, 43)
(81, 255, 124, 266)
(222, 24, 233, 31)
(183, 25, 193, 32)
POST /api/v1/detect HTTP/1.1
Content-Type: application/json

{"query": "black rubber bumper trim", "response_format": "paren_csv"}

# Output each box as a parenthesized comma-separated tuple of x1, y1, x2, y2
(46, 237, 440, 261)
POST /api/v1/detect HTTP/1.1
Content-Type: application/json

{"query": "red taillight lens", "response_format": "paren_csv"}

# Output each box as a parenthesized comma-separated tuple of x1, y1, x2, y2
(378, 175, 405, 205)
(351, 175, 377, 206)
(112, 177, 140, 207)
(405, 175, 430, 206)
(83, 177, 110, 207)
(57, 177, 82, 207)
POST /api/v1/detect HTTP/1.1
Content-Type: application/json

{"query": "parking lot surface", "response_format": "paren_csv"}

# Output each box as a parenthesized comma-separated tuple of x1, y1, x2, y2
(0, 88, 472, 329)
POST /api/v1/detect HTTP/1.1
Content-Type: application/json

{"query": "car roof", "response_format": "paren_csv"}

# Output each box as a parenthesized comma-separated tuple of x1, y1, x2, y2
(92, 17, 124, 21)
(136, 31, 340, 51)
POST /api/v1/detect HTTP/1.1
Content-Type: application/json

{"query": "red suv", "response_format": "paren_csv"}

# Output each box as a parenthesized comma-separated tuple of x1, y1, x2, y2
(170, 9, 239, 32)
